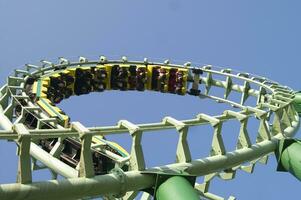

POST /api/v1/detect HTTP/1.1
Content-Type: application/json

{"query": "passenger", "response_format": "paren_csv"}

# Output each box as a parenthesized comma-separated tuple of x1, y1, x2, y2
(51, 77, 66, 89)
(168, 69, 177, 93)
(92, 69, 107, 92)
(128, 66, 137, 90)
(53, 93, 64, 104)
(78, 82, 92, 94)
(117, 67, 128, 90)
(151, 67, 160, 90)
(64, 88, 73, 99)
(110, 65, 120, 90)
(136, 67, 146, 91)
(25, 77, 36, 97)
(100, 69, 107, 79)
(158, 68, 167, 92)
(128, 77, 136, 90)
(74, 68, 93, 95)
(93, 79, 106, 92)
(176, 71, 184, 94)
(62, 74, 75, 86)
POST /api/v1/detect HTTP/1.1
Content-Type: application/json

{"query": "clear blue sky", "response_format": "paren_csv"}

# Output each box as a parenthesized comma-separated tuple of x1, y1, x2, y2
(0, 1, 301, 199)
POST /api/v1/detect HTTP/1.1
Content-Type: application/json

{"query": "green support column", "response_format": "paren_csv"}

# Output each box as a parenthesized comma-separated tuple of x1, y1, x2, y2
(275, 92, 301, 180)
(293, 91, 301, 115)
(72, 122, 94, 178)
(276, 139, 301, 181)
(156, 176, 199, 200)
(14, 124, 32, 184)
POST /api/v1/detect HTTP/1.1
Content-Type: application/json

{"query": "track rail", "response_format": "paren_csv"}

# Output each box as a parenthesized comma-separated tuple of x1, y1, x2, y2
(0, 56, 299, 200)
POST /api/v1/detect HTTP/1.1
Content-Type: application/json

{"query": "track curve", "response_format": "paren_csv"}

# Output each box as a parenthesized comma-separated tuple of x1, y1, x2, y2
(0, 56, 299, 200)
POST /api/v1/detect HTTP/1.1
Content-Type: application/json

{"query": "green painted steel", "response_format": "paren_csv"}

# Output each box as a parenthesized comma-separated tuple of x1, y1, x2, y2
(156, 176, 199, 200)
(0, 171, 156, 200)
(276, 139, 301, 181)
(0, 57, 300, 200)
(293, 92, 301, 116)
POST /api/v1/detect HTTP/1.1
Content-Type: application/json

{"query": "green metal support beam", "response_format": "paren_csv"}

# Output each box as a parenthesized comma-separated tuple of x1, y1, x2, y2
(156, 176, 199, 200)
(293, 92, 301, 116)
(273, 92, 301, 181)
(72, 122, 95, 178)
(0, 172, 156, 200)
(0, 58, 300, 200)
(276, 139, 301, 181)
(14, 124, 32, 184)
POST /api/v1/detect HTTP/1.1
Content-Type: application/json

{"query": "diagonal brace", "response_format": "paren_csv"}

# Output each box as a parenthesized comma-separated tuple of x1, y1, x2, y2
(72, 122, 94, 178)
(118, 120, 145, 171)
(163, 116, 191, 163)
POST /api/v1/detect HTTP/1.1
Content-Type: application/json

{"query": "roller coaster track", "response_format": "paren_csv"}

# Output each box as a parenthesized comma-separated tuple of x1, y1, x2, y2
(0, 56, 299, 200)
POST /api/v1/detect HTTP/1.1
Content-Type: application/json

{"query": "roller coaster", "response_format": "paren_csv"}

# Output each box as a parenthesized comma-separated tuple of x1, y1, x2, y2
(0, 56, 300, 200)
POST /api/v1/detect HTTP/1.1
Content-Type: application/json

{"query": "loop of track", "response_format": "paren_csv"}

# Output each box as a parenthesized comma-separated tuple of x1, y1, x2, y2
(0, 57, 299, 200)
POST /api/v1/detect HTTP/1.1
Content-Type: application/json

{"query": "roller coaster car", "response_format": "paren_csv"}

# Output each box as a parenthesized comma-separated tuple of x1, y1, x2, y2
(47, 71, 75, 103)
(28, 65, 187, 130)
(175, 70, 187, 95)
(158, 68, 168, 92)
(37, 98, 69, 128)
(92, 67, 108, 92)
(25, 77, 37, 100)
(111, 64, 148, 91)
(147, 65, 188, 95)
(136, 67, 147, 91)
(44, 65, 149, 96)
(128, 65, 137, 90)
(22, 67, 130, 175)
(91, 136, 129, 158)
(74, 67, 93, 95)
(60, 71, 75, 99)
(31, 78, 50, 100)
(168, 68, 177, 93)
(148, 66, 159, 91)
(126, 65, 147, 91)
(110, 65, 129, 91)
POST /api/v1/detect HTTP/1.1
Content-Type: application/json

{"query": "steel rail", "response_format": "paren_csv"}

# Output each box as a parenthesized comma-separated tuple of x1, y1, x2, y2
(0, 57, 298, 200)
(25, 60, 277, 93)
(0, 118, 299, 200)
